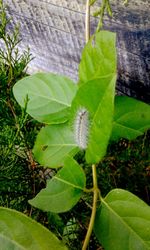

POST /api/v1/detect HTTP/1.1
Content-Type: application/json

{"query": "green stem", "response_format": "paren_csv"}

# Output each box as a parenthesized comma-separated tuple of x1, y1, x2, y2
(5, 125, 20, 157)
(82, 164, 99, 250)
(2, 35, 13, 85)
(85, 0, 90, 43)
(84, 187, 94, 193)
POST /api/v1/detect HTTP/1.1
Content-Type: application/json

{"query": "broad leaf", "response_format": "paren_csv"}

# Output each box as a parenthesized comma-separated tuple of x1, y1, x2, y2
(0, 235, 24, 250)
(29, 157, 86, 213)
(79, 31, 116, 84)
(71, 75, 116, 164)
(13, 73, 77, 124)
(94, 189, 150, 250)
(111, 96, 150, 141)
(0, 207, 67, 250)
(33, 123, 78, 168)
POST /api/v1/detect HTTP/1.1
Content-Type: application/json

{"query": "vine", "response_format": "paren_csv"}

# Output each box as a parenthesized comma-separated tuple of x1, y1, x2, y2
(82, 164, 99, 250)
(89, 0, 129, 31)
(0, 1, 150, 250)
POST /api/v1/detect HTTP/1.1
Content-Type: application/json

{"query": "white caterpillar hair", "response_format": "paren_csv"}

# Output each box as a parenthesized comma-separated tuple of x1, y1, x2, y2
(74, 107, 89, 150)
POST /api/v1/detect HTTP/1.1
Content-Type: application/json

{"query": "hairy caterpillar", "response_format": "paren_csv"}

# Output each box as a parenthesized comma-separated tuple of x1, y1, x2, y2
(74, 108, 89, 150)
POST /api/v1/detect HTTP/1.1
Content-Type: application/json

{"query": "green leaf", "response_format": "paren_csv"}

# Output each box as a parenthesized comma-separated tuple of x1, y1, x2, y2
(111, 96, 150, 141)
(63, 217, 79, 243)
(0, 207, 67, 250)
(71, 74, 116, 164)
(94, 189, 150, 250)
(48, 212, 65, 235)
(71, 30, 117, 163)
(29, 157, 86, 213)
(79, 31, 116, 84)
(0, 234, 24, 250)
(13, 73, 77, 124)
(85, 76, 116, 163)
(33, 123, 78, 168)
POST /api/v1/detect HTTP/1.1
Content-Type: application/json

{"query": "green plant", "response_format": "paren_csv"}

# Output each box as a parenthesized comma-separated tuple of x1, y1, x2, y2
(0, 207, 67, 250)
(0, 0, 31, 84)
(1, 1, 150, 250)
(0, 0, 37, 212)
(0, 0, 32, 126)
(87, 0, 129, 34)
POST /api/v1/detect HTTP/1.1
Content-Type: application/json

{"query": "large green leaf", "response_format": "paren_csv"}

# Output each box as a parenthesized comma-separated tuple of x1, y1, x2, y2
(29, 157, 86, 213)
(0, 207, 67, 250)
(79, 31, 116, 84)
(71, 74, 116, 164)
(94, 189, 150, 250)
(13, 73, 77, 124)
(0, 235, 24, 250)
(111, 96, 150, 141)
(33, 123, 78, 168)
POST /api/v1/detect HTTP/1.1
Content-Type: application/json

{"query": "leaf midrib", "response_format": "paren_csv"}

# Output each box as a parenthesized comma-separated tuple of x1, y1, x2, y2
(114, 110, 150, 123)
(113, 121, 145, 133)
(54, 176, 85, 191)
(41, 185, 80, 198)
(44, 144, 76, 147)
(24, 91, 69, 107)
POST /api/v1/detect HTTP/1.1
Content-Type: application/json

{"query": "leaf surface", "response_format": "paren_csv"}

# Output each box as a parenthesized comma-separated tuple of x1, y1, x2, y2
(79, 31, 116, 84)
(94, 189, 150, 250)
(71, 30, 117, 163)
(13, 73, 77, 124)
(33, 123, 78, 168)
(29, 157, 86, 213)
(111, 96, 150, 141)
(0, 207, 67, 250)
(71, 75, 116, 164)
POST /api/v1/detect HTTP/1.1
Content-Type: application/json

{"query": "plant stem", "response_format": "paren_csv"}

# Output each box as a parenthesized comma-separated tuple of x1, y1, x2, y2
(82, 164, 99, 250)
(85, 0, 90, 43)
(83, 2, 101, 249)
(2, 35, 13, 85)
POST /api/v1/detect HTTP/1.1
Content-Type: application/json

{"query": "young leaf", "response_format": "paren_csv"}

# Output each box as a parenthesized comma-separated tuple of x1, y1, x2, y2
(13, 73, 77, 124)
(85, 76, 116, 163)
(29, 157, 86, 213)
(0, 207, 67, 250)
(94, 189, 150, 250)
(33, 123, 78, 168)
(79, 31, 116, 84)
(71, 74, 116, 164)
(111, 96, 150, 141)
